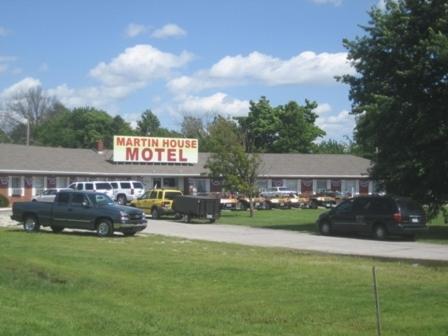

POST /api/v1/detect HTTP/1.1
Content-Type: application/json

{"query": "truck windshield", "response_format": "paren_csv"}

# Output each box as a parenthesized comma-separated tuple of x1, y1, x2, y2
(87, 193, 114, 206)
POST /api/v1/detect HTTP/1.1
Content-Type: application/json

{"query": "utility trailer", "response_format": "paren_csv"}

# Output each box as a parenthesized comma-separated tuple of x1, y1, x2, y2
(173, 195, 221, 223)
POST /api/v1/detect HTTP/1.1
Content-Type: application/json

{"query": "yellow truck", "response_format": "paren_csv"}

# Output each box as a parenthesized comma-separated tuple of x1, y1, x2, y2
(130, 188, 183, 219)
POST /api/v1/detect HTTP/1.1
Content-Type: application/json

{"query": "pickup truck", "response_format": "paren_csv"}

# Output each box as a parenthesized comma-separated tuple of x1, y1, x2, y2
(11, 190, 147, 237)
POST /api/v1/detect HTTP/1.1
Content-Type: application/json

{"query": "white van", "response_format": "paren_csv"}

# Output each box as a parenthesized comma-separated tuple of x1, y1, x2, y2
(109, 180, 145, 204)
(67, 181, 114, 199)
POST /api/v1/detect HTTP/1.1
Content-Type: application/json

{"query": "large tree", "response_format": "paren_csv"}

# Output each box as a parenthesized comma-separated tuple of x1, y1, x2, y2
(205, 116, 261, 217)
(136, 109, 161, 136)
(2, 87, 58, 145)
(340, 0, 448, 219)
(240, 96, 325, 153)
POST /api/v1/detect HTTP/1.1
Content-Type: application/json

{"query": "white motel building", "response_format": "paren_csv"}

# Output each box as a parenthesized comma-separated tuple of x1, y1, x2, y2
(0, 136, 374, 204)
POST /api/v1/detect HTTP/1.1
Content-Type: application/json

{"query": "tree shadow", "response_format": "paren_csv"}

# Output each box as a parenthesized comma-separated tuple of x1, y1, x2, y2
(419, 225, 448, 241)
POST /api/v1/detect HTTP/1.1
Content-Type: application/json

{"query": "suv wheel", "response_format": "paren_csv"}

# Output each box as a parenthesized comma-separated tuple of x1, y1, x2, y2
(117, 194, 127, 205)
(319, 221, 332, 236)
(373, 224, 387, 240)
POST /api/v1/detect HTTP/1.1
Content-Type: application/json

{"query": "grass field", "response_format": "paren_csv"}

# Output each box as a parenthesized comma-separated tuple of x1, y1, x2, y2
(217, 208, 448, 244)
(1, 228, 447, 335)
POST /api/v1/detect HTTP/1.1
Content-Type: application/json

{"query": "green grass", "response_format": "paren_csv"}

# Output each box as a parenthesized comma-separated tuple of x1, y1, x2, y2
(217, 208, 448, 244)
(1, 228, 448, 335)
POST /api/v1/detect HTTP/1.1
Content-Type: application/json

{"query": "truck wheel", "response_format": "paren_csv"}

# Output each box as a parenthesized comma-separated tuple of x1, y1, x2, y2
(51, 226, 64, 233)
(97, 219, 113, 237)
(24, 215, 40, 233)
(151, 208, 160, 220)
(117, 194, 127, 205)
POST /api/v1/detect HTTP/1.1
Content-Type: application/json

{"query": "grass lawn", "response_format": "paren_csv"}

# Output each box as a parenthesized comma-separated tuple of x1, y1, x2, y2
(217, 208, 448, 244)
(1, 228, 447, 335)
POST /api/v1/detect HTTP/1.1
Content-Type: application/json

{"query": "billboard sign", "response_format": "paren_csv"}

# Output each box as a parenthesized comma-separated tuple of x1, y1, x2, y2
(113, 135, 198, 164)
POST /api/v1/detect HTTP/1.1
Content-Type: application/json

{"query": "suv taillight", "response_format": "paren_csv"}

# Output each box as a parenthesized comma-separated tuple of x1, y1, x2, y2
(392, 212, 402, 224)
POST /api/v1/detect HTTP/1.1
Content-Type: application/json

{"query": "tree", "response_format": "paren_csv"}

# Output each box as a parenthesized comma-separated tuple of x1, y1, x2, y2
(180, 116, 210, 151)
(136, 109, 160, 136)
(314, 139, 348, 154)
(4, 87, 58, 145)
(205, 116, 262, 217)
(340, 0, 448, 220)
(240, 96, 325, 153)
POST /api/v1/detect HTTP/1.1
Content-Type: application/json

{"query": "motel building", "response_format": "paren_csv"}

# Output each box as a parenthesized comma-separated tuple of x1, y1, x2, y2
(0, 135, 375, 204)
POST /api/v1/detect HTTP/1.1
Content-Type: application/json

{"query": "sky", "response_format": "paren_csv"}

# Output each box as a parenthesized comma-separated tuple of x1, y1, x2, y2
(0, 0, 384, 141)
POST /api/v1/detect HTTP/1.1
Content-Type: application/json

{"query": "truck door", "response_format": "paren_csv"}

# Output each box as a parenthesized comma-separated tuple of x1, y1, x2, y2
(68, 193, 94, 229)
(52, 192, 71, 227)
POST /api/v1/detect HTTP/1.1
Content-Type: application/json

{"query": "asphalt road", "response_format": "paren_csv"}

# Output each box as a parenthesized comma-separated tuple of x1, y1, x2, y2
(2, 209, 448, 262)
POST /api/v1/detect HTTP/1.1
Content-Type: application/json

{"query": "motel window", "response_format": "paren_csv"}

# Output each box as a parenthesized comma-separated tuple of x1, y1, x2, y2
(189, 178, 209, 193)
(56, 177, 69, 189)
(284, 179, 298, 192)
(33, 176, 45, 196)
(316, 179, 328, 192)
(163, 178, 176, 188)
(10, 176, 24, 197)
(256, 179, 269, 193)
(342, 180, 357, 196)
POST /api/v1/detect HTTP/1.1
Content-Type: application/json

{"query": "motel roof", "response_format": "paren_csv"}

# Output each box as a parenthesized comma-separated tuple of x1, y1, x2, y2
(0, 143, 372, 178)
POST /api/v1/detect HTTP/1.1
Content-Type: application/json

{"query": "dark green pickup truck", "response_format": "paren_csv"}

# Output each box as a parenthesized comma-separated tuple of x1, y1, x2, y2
(11, 190, 147, 237)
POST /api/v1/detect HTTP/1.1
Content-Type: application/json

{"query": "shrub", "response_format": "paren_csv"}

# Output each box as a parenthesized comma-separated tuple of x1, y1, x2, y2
(0, 194, 9, 208)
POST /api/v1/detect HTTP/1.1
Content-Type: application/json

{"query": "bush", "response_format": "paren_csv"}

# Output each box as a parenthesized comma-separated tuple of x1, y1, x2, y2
(0, 194, 9, 208)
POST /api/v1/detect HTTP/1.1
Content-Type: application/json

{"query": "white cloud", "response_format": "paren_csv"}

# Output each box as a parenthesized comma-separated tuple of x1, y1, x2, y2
(1, 77, 41, 99)
(313, 103, 332, 115)
(0, 26, 9, 37)
(151, 24, 186, 39)
(310, 0, 342, 6)
(170, 92, 249, 119)
(168, 51, 354, 94)
(315, 106, 355, 140)
(125, 23, 148, 38)
(90, 44, 193, 87)
(0, 56, 16, 75)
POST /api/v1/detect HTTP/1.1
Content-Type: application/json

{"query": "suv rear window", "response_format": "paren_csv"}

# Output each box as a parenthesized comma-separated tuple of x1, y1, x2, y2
(95, 183, 111, 190)
(164, 191, 182, 200)
(133, 182, 144, 189)
(397, 199, 423, 212)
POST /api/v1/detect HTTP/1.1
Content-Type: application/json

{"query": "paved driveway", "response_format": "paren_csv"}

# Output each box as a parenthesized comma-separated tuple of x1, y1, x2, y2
(144, 219, 448, 262)
(2, 209, 448, 262)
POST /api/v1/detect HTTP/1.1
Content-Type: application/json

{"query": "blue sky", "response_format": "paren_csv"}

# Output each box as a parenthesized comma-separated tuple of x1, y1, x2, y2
(0, 0, 383, 141)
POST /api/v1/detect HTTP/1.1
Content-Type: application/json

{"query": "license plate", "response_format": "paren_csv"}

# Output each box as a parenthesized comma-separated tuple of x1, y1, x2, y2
(226, 204, 232, 208)
(255, 202, 260, 206)
(411, 218, 419, 223)
(207, 214, 213, 219)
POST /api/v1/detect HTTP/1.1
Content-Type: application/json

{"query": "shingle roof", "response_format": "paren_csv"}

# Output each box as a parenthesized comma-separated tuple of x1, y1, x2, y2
(0, 143, 372, 178)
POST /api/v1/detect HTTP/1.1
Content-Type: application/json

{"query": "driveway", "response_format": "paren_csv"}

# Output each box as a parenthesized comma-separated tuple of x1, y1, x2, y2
(144, 219, 448, 262)
(2, 209, 448, 262)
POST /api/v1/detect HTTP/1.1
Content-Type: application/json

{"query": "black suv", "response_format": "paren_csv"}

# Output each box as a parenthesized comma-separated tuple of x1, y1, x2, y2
(316, 195, 427, 240)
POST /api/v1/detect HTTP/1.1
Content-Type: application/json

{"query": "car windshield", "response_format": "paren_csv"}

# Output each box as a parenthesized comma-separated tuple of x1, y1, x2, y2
(87, 193, 114, 206)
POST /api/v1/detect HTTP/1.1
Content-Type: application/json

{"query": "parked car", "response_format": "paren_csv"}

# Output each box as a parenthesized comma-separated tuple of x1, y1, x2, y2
(109, 180, 145, 205)
(130, 188, 183, 219)
(32, 188, 70, 202)
(316, 195, 427, 240)
(67, 181, 114, 199)
(260, 187, 296, 198)
(11, 190, 147, 237)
